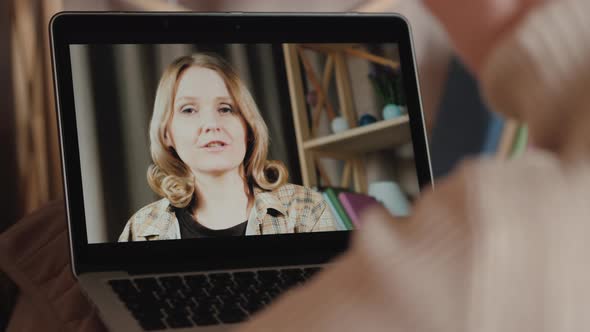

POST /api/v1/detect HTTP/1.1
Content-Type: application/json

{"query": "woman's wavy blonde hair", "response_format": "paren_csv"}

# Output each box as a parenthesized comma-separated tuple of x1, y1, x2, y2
(147, 53, 288, 208)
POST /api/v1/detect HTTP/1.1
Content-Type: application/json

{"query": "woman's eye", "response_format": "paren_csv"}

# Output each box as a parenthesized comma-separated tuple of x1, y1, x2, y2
(180, 107, 197, 114)
(219, 105, 233, 114)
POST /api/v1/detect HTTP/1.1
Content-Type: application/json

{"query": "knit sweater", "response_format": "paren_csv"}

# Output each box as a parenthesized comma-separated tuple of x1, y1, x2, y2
(239, 0, 590, 331)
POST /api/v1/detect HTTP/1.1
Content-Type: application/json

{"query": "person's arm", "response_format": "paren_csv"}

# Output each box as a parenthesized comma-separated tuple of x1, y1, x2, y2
(425, 0, 590, 158)
(423, 0, 548, 76)
(480, 0, 590, 158)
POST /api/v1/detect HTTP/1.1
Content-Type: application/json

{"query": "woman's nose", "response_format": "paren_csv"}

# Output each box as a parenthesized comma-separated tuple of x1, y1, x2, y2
(201, 111, 221, 132)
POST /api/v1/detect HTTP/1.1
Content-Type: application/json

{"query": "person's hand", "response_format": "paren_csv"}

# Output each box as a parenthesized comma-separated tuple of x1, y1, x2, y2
(423, 0, 549, 75)
(238, 150, 590, 332)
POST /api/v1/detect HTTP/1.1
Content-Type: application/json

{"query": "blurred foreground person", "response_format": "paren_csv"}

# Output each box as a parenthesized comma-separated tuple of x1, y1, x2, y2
(239, 0, 590, 331)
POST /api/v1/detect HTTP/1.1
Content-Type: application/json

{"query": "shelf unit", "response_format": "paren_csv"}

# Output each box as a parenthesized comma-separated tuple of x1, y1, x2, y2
(303, 115, 410, 154)
(283, 43, 411, 193)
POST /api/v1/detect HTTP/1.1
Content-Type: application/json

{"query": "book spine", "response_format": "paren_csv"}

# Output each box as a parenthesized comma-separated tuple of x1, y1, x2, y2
(482, 112, 505, 154)
(323, 192, 347, 231)
(510, 125, 529, 158)
(496, 119, 519, 159)
(325, 189, 354, 230)
(339, 197, 362, 228)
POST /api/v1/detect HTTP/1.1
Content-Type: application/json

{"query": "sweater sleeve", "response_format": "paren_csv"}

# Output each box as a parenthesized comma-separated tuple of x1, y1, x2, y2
(480, 0, 590, 158)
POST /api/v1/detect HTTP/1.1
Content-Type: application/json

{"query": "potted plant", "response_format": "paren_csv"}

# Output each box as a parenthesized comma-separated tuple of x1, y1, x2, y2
(368, 65, 406, 120)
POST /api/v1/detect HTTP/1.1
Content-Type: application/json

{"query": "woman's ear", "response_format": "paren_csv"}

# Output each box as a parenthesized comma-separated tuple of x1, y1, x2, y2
(163, 129, 174, 149)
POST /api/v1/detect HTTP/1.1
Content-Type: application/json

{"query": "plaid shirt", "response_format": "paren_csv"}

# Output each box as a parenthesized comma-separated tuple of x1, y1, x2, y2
(118, 183, 337, 241)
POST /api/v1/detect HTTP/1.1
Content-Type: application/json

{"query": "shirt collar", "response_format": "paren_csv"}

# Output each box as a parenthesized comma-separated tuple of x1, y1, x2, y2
(253, 187, 287, 218)
(136, 199, 176, 238)
(145, 188, 287, 237)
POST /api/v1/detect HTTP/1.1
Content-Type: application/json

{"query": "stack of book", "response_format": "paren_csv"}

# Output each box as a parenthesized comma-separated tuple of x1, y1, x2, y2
(321, 188, 381, 230)
(482, 112, 529, 159)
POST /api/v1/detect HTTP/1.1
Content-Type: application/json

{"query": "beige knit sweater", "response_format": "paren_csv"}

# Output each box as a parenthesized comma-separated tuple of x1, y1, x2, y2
(239, 0, 590, 331)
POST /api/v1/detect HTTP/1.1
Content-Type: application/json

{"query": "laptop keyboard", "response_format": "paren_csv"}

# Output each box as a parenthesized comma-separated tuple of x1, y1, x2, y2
(108, 267, 322, 330)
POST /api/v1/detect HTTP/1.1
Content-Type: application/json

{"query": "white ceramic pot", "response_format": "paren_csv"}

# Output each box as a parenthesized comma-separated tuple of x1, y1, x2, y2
(368, 180, 410, 217)
(330, 116, 349, 133)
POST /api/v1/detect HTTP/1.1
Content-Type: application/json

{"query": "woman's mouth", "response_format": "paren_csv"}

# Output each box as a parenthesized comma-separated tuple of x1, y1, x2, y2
(201, 140, 228, 151)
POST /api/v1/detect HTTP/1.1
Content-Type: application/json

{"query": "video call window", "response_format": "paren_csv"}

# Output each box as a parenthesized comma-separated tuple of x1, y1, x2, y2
(69, 43, 419, 243)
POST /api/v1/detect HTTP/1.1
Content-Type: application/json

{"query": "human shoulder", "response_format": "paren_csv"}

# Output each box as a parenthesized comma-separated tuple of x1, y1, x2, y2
(119, 198, 177, 242)
(127, 198, 173, 225)
(268, 183, 325, 206)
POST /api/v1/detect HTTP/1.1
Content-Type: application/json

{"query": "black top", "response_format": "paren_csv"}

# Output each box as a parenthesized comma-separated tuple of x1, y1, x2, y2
(174, 207, 248, 239)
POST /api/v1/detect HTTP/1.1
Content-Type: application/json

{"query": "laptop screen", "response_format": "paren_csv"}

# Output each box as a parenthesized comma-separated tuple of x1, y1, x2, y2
(68, 43, 424, 244)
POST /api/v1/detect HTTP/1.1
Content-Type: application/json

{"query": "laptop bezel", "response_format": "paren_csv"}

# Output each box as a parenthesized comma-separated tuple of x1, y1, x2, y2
(50, 12, 433, 275)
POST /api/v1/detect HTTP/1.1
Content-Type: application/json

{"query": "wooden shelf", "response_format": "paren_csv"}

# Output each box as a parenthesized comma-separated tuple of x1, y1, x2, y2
(303, 115, 410, 155)
(283, 42, 406, 191)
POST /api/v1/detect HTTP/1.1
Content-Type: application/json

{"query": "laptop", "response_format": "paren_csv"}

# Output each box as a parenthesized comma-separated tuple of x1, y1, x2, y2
(50, 12, 433, 331)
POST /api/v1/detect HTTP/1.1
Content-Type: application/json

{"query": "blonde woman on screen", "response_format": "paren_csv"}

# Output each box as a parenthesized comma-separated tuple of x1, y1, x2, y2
(119, 53, 336, 241)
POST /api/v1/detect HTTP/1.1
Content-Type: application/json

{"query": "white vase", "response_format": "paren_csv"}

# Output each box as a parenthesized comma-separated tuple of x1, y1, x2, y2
(368, 181, 410, 217)
(330, 116, 349, 133)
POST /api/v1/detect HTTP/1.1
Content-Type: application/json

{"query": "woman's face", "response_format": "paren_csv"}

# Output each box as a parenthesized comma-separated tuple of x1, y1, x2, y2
(168, 66, 248, 177)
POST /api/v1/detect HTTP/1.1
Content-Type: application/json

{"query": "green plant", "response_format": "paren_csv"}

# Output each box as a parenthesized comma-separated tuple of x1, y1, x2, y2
(368, 65, 405, 106)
